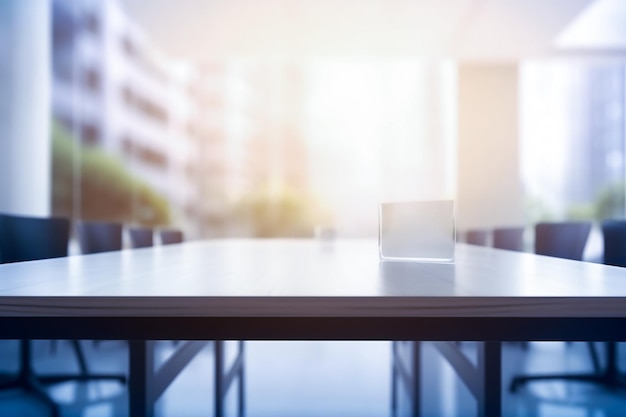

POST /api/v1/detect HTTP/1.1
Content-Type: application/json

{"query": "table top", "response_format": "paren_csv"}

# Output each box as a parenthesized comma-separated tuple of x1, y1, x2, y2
(1, 239, 626, 319)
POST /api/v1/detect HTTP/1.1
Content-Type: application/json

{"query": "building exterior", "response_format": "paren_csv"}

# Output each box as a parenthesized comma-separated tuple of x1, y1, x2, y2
(521, 62, 626, 221)
(51, 0, 243, 237)
(564, 66, 625, 210)
(51, 0, 317, 238)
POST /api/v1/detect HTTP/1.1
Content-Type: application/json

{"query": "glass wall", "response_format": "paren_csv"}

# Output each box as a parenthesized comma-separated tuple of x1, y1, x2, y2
(521, 61, 626, 222)
(50, 0, 458, 239)
(47, 0, 626, 238)
(51, 0, 171, 228)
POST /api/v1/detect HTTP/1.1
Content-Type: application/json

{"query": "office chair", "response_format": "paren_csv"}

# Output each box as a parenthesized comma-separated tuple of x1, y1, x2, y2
(0, 214, 126, 417)
(534, 221, 591, 260)
(510, 221, 599, 392)
(0, 214, 69, 262)
(465, 229, 489, 246)
(493, 226, 525, 252)
(77, 220, 123, 254)
(159, 229, 184, 245)
(128, 226, 154, 248)
(602, 219, 626, 267)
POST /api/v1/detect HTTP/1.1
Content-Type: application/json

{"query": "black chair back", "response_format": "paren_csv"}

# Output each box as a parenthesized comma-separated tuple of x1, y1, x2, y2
(493, 227, 525, 252)
(0, 214, 70, 263)
(159, 229, 184, 245)
(128, 227, 153, 249)
(601, 220, 626, 267)
(465, 229, 489, 246)
(78, 221, 123, 254)
(534, 221, 591, 261)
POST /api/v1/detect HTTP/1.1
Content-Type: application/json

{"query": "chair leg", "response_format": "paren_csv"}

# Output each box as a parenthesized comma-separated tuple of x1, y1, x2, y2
(510, 342, 626, 393)
(71, 340, 89, 374)
(587, 342, 601, 373)
(39, 339, 127, 385)
(0, 371, 61, 417)
(0, 339, 126, 417)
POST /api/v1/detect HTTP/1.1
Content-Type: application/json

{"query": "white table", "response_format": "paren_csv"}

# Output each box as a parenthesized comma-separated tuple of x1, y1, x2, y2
(1, 239, 626, 416)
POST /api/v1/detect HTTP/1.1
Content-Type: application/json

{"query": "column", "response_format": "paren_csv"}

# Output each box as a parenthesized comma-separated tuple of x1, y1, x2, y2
(456, 64, 525, 230)
(0, 0, 51, 216)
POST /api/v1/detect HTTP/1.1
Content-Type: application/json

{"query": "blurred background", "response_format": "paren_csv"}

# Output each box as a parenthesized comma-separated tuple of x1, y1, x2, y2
(0, 0, 625, 239)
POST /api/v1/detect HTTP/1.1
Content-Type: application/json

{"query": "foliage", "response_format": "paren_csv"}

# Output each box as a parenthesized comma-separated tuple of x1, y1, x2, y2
(51, 122, 170, 226)
(233, 185, 327, 238)
(524, 195, 556, 223)
(566, 203, 595, 221)
(565, 181, 625, 221)
(527, 181, 625, 224)
(565, 181, 625, 222)
(593, 181, 625, 220)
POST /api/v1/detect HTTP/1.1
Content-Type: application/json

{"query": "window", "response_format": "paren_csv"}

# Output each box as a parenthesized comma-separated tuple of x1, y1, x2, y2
(82, 12, 100, 35)
(81, 67, 100, 92)
(521, 61, 626, 221)
(122, 137, 168, 170)
(81, 123, 100, 146)
(122, 86, 169, 124)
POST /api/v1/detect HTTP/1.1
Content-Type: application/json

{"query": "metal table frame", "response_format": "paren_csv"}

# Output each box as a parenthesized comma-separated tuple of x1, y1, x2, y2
(2, 316, 626, 417)
(392, 341, 501, 417)
(128, 340, 244, 417)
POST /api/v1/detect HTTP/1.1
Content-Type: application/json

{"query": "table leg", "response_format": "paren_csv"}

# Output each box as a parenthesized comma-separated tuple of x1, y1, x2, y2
(129, 340, 154, 417)
(215, 340, 247, 417)
(432, 341, 501, 417)
(238, 340, 245, 417)
(410, 341, 421, 417)
(477, 341, 501, 417)
(215, 340, 224, 417)
(390, 342, 421, 417)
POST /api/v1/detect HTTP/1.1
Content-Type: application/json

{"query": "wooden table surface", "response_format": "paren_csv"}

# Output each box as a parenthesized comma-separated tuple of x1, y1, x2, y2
(1, 239, 626, 319)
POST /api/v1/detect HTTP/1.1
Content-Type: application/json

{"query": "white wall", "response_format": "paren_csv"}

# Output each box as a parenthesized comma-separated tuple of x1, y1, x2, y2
(456, 64, 526, 230)
(0, 0, 51, 216)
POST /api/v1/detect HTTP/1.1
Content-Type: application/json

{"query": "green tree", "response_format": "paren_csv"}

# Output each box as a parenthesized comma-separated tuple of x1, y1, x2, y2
(234, 186, 324, 238)
(593, 181, 625, 221)
(564, 181, 625, 222)
(51, 122, 170, 226)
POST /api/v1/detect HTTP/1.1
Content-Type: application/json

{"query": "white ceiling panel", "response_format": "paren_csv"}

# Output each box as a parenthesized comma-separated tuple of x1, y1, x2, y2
(456, 0, 592, 60)
(121, 0, 597, 61)
(556, 0, 626, 51)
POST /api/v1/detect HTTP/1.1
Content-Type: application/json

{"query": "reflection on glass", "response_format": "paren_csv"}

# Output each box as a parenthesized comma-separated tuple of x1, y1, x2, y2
(379, 201, 455, 263)
(47, 0, 457, 239)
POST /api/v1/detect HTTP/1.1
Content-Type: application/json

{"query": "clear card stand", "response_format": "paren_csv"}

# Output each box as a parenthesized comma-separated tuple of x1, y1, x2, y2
(379, 200, 455, 263)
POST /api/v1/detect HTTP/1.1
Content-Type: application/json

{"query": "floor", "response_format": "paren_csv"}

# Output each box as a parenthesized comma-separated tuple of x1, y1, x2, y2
(0, 340, 625, 417)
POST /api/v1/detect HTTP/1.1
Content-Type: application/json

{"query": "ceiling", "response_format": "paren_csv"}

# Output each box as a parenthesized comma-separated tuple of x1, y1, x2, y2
(555, 0, 626, 53)
(121, 0, 599, 62)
